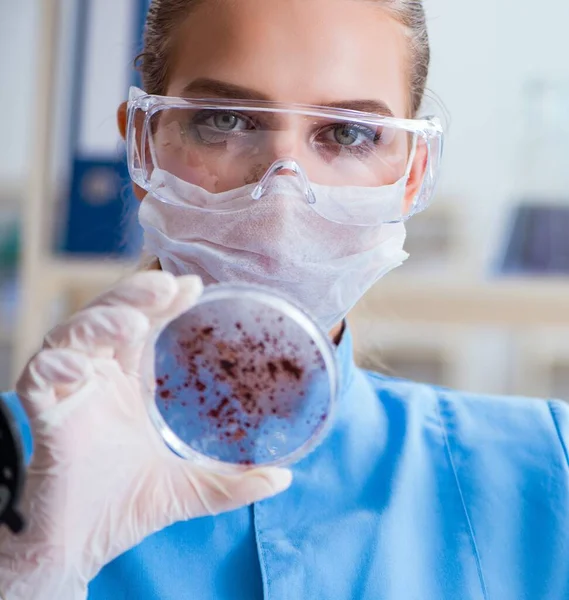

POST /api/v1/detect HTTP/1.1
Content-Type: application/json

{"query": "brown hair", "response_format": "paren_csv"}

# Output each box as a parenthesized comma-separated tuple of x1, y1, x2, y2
(137, 0, 430, 116)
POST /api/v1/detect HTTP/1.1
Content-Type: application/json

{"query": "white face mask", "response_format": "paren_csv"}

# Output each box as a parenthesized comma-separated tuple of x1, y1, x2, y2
(139, 169, 409, 331)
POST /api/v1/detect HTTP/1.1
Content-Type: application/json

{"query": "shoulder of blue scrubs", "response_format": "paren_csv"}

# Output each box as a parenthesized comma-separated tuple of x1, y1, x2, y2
(362, 368, 569, 599)
(365, 367, 569, 469)
(339, 328, 569, 478)
(1, 391, 33, 464)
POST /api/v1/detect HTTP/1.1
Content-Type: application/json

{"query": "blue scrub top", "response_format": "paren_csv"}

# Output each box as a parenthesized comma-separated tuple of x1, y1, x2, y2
(4, 329, 569, 599)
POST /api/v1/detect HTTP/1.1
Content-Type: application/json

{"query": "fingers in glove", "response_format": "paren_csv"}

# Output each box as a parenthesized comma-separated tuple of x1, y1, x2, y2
(90, 271, 203, 326)
(163, 275, 204, 325)
(44, 305, 150, 374)
(168, 466, 293, 520)
(84, 273, 202, 372)
(16, 348, 93, 419)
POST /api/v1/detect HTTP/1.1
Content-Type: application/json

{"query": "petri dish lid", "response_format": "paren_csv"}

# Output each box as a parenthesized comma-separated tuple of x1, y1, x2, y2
(141, 283, 338, 471)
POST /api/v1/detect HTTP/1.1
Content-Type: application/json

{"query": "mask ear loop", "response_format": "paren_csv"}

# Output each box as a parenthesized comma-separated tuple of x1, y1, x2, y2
(252, 158, 317, 205)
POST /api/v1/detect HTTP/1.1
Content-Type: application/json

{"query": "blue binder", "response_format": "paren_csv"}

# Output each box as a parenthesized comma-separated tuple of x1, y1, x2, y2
(59, 0, 150, 257)
(499, 202, 569, 276)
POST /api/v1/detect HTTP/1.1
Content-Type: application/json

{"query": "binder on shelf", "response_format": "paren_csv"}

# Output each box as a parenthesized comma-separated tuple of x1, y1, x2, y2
(499, 203, 569, 276)
(58, 0, 150, 257)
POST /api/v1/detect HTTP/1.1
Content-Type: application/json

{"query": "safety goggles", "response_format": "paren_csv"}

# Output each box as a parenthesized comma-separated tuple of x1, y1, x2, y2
(127, 87, 444, 225)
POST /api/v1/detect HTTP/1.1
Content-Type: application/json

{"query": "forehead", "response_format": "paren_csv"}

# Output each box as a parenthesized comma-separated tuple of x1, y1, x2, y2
(166, 0, 410, 117)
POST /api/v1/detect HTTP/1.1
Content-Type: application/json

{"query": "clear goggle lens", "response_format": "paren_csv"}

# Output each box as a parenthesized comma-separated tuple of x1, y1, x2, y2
(128, 89, 443, 225)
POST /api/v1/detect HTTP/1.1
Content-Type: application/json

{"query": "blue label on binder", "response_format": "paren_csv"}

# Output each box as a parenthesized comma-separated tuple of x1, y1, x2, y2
(60, 157, 141, 257)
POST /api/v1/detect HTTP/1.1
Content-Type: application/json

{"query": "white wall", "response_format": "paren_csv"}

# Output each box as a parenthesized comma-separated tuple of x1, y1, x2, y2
(426, 0, 569, 269)
(0, 0, 137, 201)
(0, 0, 40, 194)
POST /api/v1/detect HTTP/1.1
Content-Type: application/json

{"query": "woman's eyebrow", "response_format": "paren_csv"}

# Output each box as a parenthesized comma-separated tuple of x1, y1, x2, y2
(324, 100, 395, 118)
(182, 78, 271, 101)
(182, 78, 395, 117)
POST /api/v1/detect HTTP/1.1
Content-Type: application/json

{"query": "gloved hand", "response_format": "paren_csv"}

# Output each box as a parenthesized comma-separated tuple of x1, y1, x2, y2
(0, 271, 292, 600)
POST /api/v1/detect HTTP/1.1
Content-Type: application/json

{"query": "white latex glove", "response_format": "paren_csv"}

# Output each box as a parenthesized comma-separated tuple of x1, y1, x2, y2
(0, 272, 292, 600)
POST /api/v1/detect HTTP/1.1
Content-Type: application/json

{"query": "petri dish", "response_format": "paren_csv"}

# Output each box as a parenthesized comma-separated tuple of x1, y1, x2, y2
(141, 283, 338, 471)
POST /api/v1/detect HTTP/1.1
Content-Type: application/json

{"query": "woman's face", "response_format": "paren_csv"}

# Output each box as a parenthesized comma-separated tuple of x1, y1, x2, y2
(119, 0, 418, 338)
(166, 0, 409, 113)
(121, 0, 424, 200)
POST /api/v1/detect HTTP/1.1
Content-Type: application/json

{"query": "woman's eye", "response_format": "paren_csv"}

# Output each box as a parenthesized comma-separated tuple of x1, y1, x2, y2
(211, 113, 240, 131)
(334, 125, 360, 145)
(325, 123, 379, 147)
(183, 110, 255, 145)
(201, 111, 251, 132)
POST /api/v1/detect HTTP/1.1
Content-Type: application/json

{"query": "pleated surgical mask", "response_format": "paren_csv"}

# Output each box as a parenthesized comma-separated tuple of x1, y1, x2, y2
(139, 166, 408, 330)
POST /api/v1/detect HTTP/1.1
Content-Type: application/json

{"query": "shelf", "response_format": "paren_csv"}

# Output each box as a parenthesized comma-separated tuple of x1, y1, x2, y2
(354, 276, 569, 327)
(40, 260, 569, 328)
(47, 257, 137, 289)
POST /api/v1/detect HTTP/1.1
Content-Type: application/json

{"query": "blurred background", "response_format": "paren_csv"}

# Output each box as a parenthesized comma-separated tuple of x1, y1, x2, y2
(1, 0, 568, 398)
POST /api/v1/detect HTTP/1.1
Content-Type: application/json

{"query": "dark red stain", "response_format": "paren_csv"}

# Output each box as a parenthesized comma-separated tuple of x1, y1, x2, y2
(220, 359, 237, 378)
(232, 428, 247, 442)
(267, 361, 278, 380)
(281, 359, 302, 380)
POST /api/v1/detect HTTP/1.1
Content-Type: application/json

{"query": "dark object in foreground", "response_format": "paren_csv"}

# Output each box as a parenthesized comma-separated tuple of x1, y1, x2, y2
(0, 395, 25, 534)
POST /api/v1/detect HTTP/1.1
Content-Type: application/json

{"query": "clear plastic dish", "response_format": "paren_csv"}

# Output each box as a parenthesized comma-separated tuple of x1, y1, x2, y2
(141, 283, 338, 471)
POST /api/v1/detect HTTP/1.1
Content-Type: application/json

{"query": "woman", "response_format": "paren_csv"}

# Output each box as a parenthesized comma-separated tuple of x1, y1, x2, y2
(1, 0, 568, 598)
